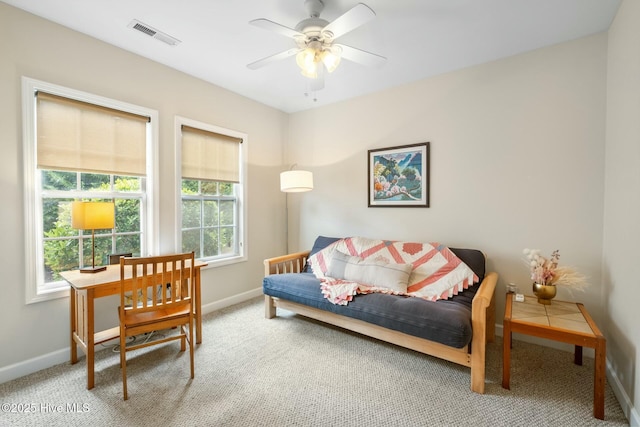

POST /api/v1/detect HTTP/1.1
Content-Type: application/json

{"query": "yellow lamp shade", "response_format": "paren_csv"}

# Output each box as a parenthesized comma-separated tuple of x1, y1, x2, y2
(71, 201, 115, 230)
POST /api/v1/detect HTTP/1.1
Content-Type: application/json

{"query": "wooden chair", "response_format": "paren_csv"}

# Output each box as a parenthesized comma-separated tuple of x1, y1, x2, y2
(118, 252, 196, 400)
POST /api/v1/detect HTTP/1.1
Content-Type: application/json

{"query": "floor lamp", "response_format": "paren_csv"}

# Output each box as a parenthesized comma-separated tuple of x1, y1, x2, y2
(71, 201, 115, 273)
(280, 168, 313, 253)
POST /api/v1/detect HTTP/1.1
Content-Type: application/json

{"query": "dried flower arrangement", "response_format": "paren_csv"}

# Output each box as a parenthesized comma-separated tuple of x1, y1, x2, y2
(523, 248, 588, 290)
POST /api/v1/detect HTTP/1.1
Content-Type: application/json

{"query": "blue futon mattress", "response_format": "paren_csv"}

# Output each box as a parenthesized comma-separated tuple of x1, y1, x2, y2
(263, 248, 485, 349)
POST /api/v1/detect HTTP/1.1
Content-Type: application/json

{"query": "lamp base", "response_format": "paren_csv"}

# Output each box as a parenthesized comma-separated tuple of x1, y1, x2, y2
(79, 266, 107, 274)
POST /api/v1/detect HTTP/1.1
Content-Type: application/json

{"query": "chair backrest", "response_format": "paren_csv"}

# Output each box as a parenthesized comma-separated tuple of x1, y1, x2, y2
(109, 252, 133, 265)
(119, 252, 195, 320)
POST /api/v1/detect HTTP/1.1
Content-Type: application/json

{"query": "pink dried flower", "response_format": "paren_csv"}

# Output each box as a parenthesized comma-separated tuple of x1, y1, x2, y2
(522, 248, 587, 289)
(523, 248, 558, 285)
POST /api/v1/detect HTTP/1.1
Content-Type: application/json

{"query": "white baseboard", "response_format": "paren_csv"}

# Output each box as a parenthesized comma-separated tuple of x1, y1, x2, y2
(632, 408, 640, 427)
(200, 287, 263, 315)
(495, 324, 638, 425)
(0, 288, 264, 385)
(606, 358, 640, 426)
(0, 347, 70, 384)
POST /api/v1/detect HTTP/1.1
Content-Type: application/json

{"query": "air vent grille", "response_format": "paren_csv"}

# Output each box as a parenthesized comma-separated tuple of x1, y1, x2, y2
(132, 22, 156, 37)
(127, 19, 181, 46)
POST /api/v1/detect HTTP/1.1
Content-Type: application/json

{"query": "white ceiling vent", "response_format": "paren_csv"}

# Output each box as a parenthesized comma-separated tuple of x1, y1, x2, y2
(127, 19, 181, 46)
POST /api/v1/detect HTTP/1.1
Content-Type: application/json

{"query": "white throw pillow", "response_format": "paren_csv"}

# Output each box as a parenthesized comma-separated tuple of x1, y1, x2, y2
(326, 250, 412, 293)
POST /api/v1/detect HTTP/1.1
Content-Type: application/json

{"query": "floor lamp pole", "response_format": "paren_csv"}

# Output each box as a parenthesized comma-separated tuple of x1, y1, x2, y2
(285, 192, 289, 254)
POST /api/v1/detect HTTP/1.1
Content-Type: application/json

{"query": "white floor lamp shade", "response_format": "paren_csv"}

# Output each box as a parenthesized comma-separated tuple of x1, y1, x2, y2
(280, 170, 313, 192)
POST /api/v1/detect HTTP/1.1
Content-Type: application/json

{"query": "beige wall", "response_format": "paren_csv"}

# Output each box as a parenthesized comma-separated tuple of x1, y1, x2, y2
(0, 4, 288, 373)
(604, 0, 640, 423)
(288, 33, 607, 330)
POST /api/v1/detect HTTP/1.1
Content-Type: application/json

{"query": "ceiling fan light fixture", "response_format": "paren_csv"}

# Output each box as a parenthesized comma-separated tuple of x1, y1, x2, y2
(300, 70, 318, 79)
(296, 47, 319, 78)
(321, 48, 341, 73)
(248, 2, 385, 82)
(300, 66, 318, 79)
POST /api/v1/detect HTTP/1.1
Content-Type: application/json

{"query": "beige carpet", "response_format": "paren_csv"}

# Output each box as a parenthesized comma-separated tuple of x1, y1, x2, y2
(0, 297, 628, 426)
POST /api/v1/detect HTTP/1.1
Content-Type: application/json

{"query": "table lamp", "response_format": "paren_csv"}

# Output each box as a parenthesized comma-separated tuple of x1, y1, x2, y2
(71, 201, 115, 273)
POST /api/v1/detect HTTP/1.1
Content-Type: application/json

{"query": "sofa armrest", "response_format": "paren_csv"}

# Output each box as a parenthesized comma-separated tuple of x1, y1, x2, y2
(472, 271, 498, 340)
(473, 272, 498, 311)
(469, 271, 498, 393)
(264, 250, 311, 276)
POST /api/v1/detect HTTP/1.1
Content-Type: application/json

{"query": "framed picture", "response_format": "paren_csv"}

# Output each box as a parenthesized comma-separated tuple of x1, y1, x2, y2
(368, 142, 429, 207)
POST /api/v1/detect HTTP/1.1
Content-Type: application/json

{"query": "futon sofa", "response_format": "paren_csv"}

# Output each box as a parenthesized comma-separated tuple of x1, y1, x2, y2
(263, 236, 498, 394)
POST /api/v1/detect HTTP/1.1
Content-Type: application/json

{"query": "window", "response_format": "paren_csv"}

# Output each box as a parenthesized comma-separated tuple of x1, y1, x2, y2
(177, 118, 247, 265)
(22, 77, 159, 303)
(40, 172, 144, 284)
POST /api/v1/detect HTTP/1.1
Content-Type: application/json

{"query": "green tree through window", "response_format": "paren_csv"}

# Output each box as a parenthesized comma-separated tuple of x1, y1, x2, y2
(181, 180, 237, 259)
(41, 171, 143, 283)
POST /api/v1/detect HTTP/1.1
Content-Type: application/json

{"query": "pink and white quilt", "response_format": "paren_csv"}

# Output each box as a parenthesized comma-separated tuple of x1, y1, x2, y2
(308, 237, 479, 305)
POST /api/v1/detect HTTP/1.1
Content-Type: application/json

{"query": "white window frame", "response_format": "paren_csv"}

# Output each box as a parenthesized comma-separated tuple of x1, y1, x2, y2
(174, 116, 248, 266)
(22, 77, 159, 304)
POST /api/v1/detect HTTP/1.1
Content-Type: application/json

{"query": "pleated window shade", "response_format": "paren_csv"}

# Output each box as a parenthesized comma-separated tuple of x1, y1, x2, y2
(181, 125, 242, 183)
(36, 92, 149, 176)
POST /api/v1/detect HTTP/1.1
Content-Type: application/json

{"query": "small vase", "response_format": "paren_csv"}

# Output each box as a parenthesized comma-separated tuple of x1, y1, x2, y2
(532, 283, 556, 305)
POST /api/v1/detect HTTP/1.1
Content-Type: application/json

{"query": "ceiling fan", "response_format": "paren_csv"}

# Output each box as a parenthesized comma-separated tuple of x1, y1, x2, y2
(247, 0, 386, 85)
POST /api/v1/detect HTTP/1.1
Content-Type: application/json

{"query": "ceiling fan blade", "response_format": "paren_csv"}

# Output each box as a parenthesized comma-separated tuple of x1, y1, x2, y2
(247, 48, 300, 70)
(321, 3, 376, 40)
(249, 18, 305, 39)
(334, 44, 386, 67)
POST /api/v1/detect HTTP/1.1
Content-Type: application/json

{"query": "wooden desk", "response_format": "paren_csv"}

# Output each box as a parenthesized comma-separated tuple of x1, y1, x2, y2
(61, 260, 207, 390)
(502, 293, 606, 420)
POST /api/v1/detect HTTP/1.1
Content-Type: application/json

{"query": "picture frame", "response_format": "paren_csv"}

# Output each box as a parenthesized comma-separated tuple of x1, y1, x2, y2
(368, 142, 429, 207)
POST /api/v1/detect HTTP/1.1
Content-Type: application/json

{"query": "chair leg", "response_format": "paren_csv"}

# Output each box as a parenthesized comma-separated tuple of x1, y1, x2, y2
(188, 320, 195, 379)
(120, 329, 128, 401)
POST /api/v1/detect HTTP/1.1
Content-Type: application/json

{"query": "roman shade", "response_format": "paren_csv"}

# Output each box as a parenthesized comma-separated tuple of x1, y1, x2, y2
(36, 91, 149, 176)
(181, 125, 242, 183)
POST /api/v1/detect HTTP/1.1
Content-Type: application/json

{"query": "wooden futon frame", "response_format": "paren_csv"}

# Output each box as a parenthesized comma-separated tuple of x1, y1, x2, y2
(264, 250, 498, 394)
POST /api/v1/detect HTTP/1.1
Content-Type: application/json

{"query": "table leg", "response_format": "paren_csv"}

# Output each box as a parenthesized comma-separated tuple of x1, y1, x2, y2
(574, 345, 583, 366)
(86, 288, 95, 390)
(502, 318, 511, 389)
(195, 268, 202, 344)
(593, 337, 606, 420)
(70, 288, 78, 364)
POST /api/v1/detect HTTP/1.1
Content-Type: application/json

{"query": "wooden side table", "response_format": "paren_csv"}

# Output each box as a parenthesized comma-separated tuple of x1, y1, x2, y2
(502, 293, 606, 420)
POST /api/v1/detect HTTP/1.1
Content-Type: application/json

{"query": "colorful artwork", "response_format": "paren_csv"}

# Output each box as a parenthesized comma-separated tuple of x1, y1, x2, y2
(368, 142, 429, 207)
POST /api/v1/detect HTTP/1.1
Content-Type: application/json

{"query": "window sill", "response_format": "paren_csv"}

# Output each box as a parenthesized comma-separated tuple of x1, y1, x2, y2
(27, 282, 70, 304)
(198, 254, 247, 269)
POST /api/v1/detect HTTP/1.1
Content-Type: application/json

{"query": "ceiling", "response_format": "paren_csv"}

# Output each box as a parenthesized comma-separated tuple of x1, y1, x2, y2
(3, 0, 621, 113)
